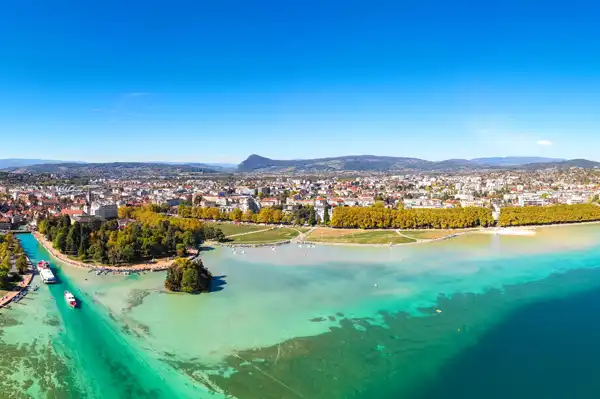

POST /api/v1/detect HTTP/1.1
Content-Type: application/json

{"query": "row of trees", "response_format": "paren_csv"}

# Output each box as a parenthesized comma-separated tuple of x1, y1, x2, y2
(330, 206, 494, 229)
(0, 233, 28, 286)
(38, 208, 226, 265)
(164, 257, 212, 294)
(177, 205, 320, 226)
(498, 204, 600, 226)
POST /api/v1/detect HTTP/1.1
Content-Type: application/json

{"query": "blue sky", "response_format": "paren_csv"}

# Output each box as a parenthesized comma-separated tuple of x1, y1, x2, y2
(2, 0, 600, 163)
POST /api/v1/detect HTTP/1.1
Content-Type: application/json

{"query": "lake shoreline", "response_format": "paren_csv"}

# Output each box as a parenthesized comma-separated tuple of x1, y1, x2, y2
(32, 232, 172, 272)
(0, 272, 33, 309)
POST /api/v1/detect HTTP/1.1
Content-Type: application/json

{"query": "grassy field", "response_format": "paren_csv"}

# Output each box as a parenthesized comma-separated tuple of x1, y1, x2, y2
(307, 228, 415, 244)
(399, 229, 465, 240)
(228, 228, 301, 244)
(208, 223, 271, 237)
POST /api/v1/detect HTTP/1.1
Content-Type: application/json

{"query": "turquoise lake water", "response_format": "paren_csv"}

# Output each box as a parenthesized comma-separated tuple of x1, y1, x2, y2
(3, 226, 600, 398)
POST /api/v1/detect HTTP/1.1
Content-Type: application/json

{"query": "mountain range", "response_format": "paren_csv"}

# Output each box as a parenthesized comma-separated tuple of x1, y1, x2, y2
(2, 155, 599, 175)
(0, 158, 235, 171)
(2, 162, 218, 178)
(0, 158, 84, 169)
(236, 155, 575, 172)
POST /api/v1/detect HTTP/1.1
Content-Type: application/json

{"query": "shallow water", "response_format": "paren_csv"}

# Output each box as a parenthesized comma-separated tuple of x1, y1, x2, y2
(3, 225, 600, 398)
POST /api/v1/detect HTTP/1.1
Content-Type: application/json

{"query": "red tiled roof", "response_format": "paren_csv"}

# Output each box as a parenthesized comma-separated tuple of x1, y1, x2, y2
(60, 209, 84, 216)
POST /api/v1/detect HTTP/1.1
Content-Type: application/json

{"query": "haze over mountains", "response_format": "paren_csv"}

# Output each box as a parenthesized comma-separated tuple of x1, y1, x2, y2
(0, 158, 84, 169)
(2, 155, 598, 175)
(236, 155, 574, 172)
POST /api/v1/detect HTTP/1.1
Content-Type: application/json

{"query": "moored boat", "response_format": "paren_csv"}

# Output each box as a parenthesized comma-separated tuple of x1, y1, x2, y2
(40, 268, 57, 284)
(64, 291, 77, 308)
(37, 260, 50, 270)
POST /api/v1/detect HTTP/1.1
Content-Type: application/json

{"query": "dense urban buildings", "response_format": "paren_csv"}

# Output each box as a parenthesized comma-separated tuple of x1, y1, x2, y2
(2, 166, 600, 231)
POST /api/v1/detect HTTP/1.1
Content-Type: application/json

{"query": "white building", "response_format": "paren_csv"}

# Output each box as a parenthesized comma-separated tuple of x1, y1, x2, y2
(91, 203, 118, 219)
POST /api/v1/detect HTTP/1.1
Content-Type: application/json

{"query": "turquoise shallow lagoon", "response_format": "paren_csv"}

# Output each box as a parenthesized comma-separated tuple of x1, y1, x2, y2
(3, 225, 600, 398)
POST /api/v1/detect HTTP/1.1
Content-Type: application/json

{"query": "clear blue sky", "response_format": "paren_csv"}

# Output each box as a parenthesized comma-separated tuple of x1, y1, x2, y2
(2, 0, 600, 163)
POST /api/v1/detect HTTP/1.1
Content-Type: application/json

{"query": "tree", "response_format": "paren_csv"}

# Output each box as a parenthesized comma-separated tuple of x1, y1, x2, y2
(181, 268, 199, 293)
(230, 208, 243, 222)
(165, 263, 183, 292)
(164, 257, 212, 294)
(65, 224, 80, 254)
(91, 243, 106, 264)
(121, 244, 135, 263)
(0, 263, 8, 284)
(308, 207, 316, 226)
(330, 206, 494, 229)
(323, 206, 330, 225)
(181, 231, 196, 248)
(498, 204, 600, 227)
(38, 220, 48, 235)
(176, 243, 187, 257)
(53, 229, 67, 253)
(16, 254, 28, 274)
(118, 206, 135, 219)
(41, 208, 215, 266)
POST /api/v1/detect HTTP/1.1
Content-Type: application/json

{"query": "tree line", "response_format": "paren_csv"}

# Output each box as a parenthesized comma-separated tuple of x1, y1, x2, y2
(38, 207, 226, 265)
(330, 206, 494, 229)
(177, 204, 319, 226)
(0, 233, 28, 287)
(498, 204, 600, 226)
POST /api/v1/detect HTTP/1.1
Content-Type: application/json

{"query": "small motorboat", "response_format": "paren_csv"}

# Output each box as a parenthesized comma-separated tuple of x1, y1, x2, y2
(64, 291, 77, 308)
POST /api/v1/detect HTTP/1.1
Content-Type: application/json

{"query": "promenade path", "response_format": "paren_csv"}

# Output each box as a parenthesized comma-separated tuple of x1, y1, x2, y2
(292, 227, 316, 243)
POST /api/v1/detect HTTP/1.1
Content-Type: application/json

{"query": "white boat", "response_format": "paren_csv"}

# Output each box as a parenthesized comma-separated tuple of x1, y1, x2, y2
(64, 291, 77, 308)
(40, 268, 56, 284)
(36, 260, 50, 270)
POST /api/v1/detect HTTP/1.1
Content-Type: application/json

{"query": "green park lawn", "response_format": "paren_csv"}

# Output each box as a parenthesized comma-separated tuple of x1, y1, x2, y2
(208, 223, 270, 237)
(307, 228, 415, 244)
(229, 228, 301, 244)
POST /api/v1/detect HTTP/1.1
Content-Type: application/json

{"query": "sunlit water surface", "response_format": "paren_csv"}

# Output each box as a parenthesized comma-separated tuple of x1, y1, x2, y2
(2, 226, 600, 398)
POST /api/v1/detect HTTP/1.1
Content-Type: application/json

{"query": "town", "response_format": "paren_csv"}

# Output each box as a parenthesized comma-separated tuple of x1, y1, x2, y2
(2, 166, 599, 233)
